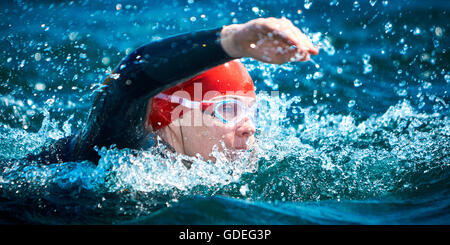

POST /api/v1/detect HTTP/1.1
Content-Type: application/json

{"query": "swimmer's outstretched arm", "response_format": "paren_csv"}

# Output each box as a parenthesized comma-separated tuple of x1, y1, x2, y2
(103, 17, 319, 101)
(221, 17, 319, 63)
(28, 18, 318, 164)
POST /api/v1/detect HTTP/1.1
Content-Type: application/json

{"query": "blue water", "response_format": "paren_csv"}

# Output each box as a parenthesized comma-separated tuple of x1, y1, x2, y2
(0, 0, 449, 224)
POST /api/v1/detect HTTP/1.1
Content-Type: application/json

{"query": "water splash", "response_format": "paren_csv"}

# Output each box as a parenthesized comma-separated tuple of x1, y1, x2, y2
(0, 92, 448, 223)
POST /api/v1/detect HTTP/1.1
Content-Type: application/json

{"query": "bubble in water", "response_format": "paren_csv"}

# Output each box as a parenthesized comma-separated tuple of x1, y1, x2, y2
(369, 0, 377, 6)
(444, 74, 450, 83)
(353, 1, 360, 8)
(413, 27, 421, 35)
(382, 0, 388, 6)
(385, 22, 393, 33)
(304, 0, 312, 9)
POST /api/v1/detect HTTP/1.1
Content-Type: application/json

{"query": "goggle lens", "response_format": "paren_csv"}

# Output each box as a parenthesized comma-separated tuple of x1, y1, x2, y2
(212, 100, 257, 125)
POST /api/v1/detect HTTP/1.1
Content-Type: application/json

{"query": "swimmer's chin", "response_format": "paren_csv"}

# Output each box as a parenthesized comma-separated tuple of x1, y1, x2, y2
(231, 142, 256, 151)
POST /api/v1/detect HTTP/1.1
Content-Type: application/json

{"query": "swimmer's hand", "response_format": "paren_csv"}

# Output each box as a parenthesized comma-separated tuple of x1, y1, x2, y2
(220, 17, 319, 64)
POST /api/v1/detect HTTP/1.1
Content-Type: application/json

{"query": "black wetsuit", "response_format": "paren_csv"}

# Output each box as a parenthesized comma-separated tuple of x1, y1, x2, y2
(24, 27, 233, 164)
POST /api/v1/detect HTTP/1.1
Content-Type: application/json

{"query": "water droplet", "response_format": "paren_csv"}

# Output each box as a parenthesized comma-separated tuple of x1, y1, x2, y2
(239, 184, 249, 196)
(304, 0, 312, 9)
(34, 53, 41, 61)
(362, 54, 371, 64)
(423, 82, 432, 89)
(363, 64, 373, 74)
(444, 74, 450, 83)
(434, 27, 443, 37)
(433, 40, 439, 48)
(362, 54, 372, 74)
(313, 71, 323, 80)
(35, 83, 46, 91)
(385, 22, 393, 33)
(396, 89, 407, 96)
(110, 73, 121, 80)
(102, 57, 110, 65)
(400, 44, 408, 55)
(348, 100, 356, 108)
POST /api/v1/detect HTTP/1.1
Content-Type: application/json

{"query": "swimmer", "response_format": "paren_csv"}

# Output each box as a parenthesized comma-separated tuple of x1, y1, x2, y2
(24, 17, 319, 164)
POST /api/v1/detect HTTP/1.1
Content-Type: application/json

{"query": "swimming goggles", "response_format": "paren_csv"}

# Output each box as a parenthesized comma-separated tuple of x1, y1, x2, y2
(154, 94, 258, 126)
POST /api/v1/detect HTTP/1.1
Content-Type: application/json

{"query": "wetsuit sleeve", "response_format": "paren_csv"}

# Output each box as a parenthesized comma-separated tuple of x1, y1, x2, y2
(69, 27, 234, 163)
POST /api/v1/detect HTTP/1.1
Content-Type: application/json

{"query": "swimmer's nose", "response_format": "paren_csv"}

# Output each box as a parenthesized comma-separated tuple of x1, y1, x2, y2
(235, 116, 256, 138)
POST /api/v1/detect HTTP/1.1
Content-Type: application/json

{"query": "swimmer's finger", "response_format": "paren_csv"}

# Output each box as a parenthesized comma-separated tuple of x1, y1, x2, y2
(298, 32, 315, 50)
(293, 28, 319, 55)
(259, 20, 301, 47)
(281, 42, 311, 62)
(276, 17, 318, 55)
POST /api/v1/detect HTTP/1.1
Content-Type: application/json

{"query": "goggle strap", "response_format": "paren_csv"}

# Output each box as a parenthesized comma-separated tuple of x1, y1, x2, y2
(154, 93, 201, 109)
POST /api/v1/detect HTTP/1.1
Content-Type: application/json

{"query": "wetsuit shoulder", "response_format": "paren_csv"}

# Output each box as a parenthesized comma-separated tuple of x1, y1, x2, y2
(69, 27, 234, 163)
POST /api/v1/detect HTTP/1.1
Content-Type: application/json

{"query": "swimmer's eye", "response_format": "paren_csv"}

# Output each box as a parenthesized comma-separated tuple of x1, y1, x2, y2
(217, 102, 240, 119)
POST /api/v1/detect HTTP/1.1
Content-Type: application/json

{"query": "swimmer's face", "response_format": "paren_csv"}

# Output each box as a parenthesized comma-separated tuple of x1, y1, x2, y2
(176, 95, 256, 161)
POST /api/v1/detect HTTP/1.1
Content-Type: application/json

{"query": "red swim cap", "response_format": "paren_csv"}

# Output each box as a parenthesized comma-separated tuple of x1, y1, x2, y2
(149, 60, 255, 130)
